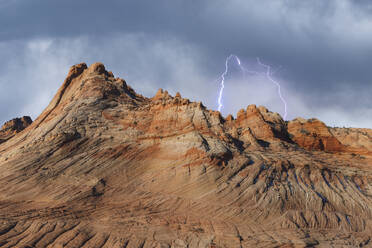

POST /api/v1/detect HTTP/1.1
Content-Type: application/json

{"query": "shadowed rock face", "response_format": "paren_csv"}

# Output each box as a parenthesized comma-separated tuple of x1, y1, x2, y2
(0, 116, 32, 144)
(0, 62, 371, 247)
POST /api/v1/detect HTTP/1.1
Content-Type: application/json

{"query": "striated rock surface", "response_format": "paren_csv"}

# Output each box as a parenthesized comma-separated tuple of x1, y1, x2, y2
(330, 127, 372, 155)
(0, 62, 371, 247)
(287, 118, 346, 152)
(0, 116, 32, 144)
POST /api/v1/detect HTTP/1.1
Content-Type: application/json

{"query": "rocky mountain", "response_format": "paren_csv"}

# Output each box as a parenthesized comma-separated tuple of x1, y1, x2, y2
(0, 62, 371, 247)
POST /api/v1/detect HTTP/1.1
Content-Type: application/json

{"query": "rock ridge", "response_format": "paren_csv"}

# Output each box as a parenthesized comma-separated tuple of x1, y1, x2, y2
(0, 62, 371, 247)
(1, 62, 369, 155)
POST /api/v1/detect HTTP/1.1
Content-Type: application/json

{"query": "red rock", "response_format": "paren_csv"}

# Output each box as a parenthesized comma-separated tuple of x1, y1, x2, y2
(288, 118, 346, 152)
(0, 63, 371, 247)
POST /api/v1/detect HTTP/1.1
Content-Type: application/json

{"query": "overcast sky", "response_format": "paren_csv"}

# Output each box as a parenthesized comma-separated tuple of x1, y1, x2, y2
(0, 0, 371, 128)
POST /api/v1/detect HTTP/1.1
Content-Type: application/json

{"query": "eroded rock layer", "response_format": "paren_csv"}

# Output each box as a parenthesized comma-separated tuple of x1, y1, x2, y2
(0, 63, 371, 247)
(0, 116, 32, 144)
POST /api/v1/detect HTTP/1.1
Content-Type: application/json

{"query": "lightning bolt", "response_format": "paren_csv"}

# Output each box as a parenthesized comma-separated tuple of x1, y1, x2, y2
(217, 54, 288, 120)
(217, 55, 241, 112)
(256, 57, 288, 120)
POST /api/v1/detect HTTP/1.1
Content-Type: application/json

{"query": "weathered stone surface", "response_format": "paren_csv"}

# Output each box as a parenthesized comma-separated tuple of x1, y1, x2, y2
(288, 118, 346, 152)
(0, 63, 371, 247)
(0, 116, 32, 143)
(330, 127, 372, 155)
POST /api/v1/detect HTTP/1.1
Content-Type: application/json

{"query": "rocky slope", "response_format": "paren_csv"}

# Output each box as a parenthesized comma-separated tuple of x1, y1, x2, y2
(0, 62, 371, 247)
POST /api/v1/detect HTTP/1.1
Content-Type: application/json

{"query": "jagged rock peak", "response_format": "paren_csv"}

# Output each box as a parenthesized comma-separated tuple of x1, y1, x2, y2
(86, 62, 115, 78)
(88, 62, 106, 74)
(2, 62, 369, 157)
(153, 88, 171, 100)
(65, 62, 113, 79)
(0, 116, 32, 144)
(1, 116, 32, 132)
(59, 62, 140, 100)
(0, 62, 371, 246)
(151, 88, 193, 107)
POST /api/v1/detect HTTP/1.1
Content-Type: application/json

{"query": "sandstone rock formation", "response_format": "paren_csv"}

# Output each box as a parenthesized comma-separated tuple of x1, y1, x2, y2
(330, 127, 372, 155)
(0, 62, 371, 247)
(0, 116, 32, 144)
(287, 118, 346, 152)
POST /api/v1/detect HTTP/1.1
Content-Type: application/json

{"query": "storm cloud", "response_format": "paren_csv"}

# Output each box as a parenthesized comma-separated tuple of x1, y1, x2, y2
(0, 0, 371, 127)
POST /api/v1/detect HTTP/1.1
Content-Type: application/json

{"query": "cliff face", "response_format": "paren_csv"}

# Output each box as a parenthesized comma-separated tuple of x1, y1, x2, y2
(287, 118, 346, 152)
(0, 62, 371, 247)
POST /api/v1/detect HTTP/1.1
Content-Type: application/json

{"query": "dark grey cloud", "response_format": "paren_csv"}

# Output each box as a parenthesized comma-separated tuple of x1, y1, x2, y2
(0, 0, 371, 127)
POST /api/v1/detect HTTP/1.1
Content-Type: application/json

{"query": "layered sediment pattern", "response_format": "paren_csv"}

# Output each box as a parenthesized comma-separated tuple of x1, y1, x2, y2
(0, 63, 371, 247)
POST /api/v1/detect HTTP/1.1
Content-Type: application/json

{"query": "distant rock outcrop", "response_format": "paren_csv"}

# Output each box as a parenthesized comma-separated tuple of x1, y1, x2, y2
(287, 117, 346, 152)
(0, 116, 32, 143)
(0, 62, 371, 247)
(330, 127, 372, 155)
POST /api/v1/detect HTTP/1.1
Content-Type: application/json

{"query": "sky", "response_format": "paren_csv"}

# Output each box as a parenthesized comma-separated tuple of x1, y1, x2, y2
(0, 0, 371, 128)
